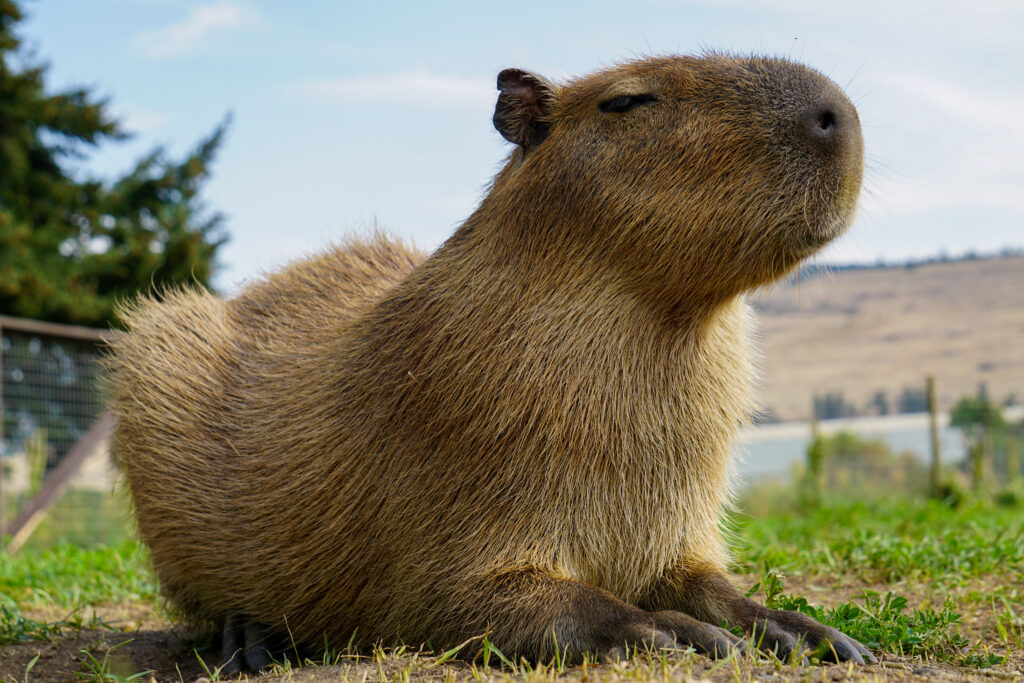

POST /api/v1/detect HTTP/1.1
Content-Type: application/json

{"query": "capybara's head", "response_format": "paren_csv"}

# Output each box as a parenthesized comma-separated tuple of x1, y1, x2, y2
(485, 53, 864, 309)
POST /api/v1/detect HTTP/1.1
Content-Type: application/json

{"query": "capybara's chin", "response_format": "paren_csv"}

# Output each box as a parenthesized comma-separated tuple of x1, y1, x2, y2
(791, 210, 856, 256)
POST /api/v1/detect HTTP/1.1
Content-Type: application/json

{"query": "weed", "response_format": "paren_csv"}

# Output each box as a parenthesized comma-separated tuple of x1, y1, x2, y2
(22, 654, 39, 683)
(993, 596, 1024, 650)
(481, 636, 516, 673)
(0, 605, 112, 646)
(193, 648, 226, 682)
(1, 606, 64, 646)
(76, 639, 153, 682)
(746, 564, 969, 663)
(959, 651, 1006, 668)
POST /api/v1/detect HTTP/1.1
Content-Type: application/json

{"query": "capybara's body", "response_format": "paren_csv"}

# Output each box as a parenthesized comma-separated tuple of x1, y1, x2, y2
(109, 53, 872, 668)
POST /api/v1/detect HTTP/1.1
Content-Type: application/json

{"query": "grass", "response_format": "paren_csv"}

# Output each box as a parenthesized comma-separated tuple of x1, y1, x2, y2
(746, 563, 970, 664)
(2, 489, 137, 553)
(1, 488, 1022, 679)
(730, 492, 1024, 671)
(0, 605, 114, 646)
(994, 596, 1024, 650)
(76, 639, 155, 683)
(733, 494, 1024, 584)
(0, 539, 155, 611)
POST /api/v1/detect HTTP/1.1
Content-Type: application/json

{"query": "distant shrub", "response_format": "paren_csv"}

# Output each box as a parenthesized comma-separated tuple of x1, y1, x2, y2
(950, 391, 1015, 490)
(898, 386, 928, 413)
(813, 391, 858, 420)
(804, 430, 928, 498)
(869, 390, 890, 416)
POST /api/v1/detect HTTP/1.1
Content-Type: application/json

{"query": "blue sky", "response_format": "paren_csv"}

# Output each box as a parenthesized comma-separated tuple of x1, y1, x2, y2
(19, 0, 1024, 291)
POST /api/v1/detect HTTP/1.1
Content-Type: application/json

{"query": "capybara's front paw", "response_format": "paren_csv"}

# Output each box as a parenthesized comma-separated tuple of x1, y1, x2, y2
(602, 611, 745, 661)
(601, 621, 677, 662)
(749, 609, 875, 664)
(653, 610, 747, 659)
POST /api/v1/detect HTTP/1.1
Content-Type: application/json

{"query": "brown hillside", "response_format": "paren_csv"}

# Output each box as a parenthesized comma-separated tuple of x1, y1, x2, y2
(750, 255, 1024, 421)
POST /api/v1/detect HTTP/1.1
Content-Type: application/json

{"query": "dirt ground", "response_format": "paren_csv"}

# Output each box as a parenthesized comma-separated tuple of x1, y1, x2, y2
(2, 578, 1021, 683)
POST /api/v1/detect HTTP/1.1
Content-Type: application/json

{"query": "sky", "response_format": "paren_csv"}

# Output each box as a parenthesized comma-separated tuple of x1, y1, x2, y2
(18, 0, 1024, 292)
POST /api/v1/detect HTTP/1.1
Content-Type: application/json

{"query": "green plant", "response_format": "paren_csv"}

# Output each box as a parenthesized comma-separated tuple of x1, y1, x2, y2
(480, 636, 517, 673)
(22, 653, 40, 683)
(1, 606, 63, 646)
(76, 639, 153, 682)
(0, 540, 156, 610)
(746, 565, 968, 663)
(951, 393, 1006, 490)
(0, 1, 229, 328)
(993, 596, 1023, 650)
(0, 605, 109, 646)
(734, 496, 1024, 584)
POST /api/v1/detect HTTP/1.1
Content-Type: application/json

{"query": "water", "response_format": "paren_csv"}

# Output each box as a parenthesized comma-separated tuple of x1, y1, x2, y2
(733, 408, 1024, 478)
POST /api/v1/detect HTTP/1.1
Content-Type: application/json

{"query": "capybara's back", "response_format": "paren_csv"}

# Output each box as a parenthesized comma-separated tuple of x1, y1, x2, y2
(109, 236, 421, 624)
(110, 53, 874, 673)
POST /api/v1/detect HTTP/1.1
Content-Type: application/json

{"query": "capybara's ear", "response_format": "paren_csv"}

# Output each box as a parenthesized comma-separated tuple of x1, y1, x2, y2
(493, 68, 554, 150)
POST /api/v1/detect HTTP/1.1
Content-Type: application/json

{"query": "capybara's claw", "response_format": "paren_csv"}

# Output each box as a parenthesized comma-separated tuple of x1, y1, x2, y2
(751, 609, 874, 664)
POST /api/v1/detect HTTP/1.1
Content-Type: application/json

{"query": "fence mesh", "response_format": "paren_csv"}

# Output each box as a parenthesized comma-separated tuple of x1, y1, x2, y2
(2, 331, 104, 469)
(1, 318, 131, 549)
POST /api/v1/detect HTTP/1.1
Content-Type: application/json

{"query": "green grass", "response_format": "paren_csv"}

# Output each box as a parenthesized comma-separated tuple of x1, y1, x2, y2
(2, 487, 1021, 675)
(732, 495, 1024, 584)
(745, 563, 972, 665)
(0, 539, 156, 651)
(77, 639, 155, 682)
(0, 604, 114, 646)
(3, 489, 137, 552)
(0, 539, 155, 611)
(731, 493, 1024, 669)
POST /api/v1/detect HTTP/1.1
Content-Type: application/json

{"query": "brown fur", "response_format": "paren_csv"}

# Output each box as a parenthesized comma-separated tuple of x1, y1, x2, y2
(107, 53, 868, 666)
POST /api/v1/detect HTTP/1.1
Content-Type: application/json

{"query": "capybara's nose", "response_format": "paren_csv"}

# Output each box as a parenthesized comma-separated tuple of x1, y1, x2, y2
(800, 98, 860, 157)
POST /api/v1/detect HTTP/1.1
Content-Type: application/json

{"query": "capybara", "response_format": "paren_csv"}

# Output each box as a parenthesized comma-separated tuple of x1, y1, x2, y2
(107, 52, 872, 672)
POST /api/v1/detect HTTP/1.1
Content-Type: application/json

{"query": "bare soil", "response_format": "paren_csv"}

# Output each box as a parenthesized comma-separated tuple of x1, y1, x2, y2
(2, 576, 1020, 683)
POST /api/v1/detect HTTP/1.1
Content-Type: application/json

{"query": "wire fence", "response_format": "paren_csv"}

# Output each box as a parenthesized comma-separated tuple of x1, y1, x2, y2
(0, 315, 130, 551)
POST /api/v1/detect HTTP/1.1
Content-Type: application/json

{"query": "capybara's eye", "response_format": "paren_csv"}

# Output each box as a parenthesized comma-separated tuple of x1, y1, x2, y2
(598, 94, 657, 113)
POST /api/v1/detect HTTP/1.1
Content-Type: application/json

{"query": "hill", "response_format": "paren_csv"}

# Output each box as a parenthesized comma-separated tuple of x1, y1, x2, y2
(750, 254, 1024, 421)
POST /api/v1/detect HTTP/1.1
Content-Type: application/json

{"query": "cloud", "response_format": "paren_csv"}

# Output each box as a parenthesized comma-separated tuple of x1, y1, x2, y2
(882, 73, 1024, 148)
(134, 2, 261, 58)
(300, 72, 493, 110)
(113, 105, 171, 134)
(859, 70, 1024, 227)
(677, 0, 1024, 20)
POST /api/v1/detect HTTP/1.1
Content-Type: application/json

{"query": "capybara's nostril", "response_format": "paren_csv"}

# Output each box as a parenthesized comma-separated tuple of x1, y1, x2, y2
(817, 108, 837, 134)
(801, 100, 853, 153)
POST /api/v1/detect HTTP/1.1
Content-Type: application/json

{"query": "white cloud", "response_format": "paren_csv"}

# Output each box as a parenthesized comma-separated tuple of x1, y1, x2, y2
(301, 72, 493, 110)
(882, 73, 1024, 148)
(134, 2, 262, 58)
(113, 105, 171, 134)
(677, 0, 1024, 20)
(857, 69, 1024, 231)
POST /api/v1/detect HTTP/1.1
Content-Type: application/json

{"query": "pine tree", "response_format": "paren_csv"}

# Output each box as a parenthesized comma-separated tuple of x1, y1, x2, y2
(0, 0, 228, 327)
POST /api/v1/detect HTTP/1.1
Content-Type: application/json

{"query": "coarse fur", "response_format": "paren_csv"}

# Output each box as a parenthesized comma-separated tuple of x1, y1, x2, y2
(107, 53, 870, 668)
